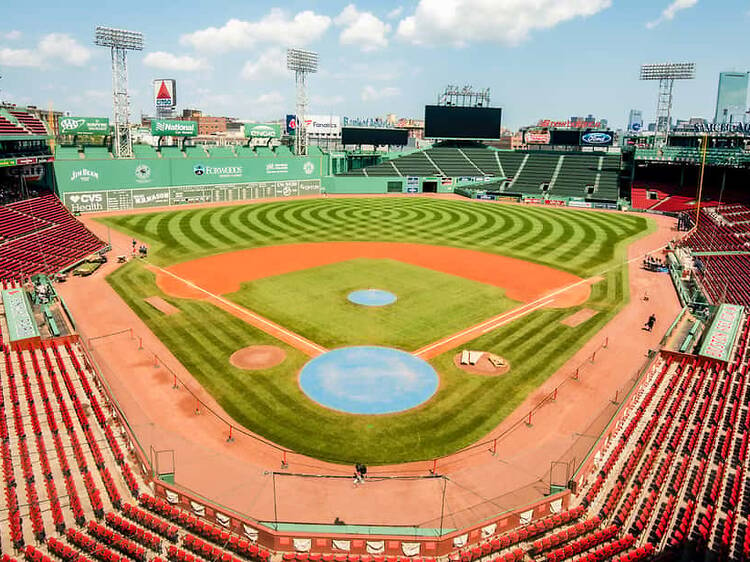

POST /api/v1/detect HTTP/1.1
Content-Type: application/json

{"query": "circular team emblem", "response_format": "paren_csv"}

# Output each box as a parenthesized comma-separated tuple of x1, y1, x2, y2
(193, 164, 205, 176)
(135, 164, 151, 181)
(303, 161, 315, 175)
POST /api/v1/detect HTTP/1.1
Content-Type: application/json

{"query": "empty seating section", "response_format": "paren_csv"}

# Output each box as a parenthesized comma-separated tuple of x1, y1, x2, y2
(159, 147, 184, 159)
(575, 349, 750, 559)
(183, 146, 206, 158)
(509, 153, 558, 193)
(8, 111, 49, 135)
(427, 148, 483, 177)
(0, 195, 106, 280)
(55, 147, 83, 160)
(132, 145, 158, 158)
(0, 115, 28, 136)
(336, 146, 620, 200)
(82, 147, 111, 160)
(205, 146, 235, 158)
(0, 206, 49, 241)
(630, 183, 669, 210)
(552, 155, 599, 198)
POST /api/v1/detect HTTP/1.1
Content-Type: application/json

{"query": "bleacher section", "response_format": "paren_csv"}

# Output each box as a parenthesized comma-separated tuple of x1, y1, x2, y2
(679, 204, 750, 307)
(0, 109, 49, 137)
(82, 147, 111, 160)
(8, 111, 48, 136)
(578, 342, 750, 560)
(133, 144, 158, 158)
(206, 146, 235, 158)
(183, 146, 206, 158)
(340, 146, 621, 201)
(159, 147, 184, 159)
(54, 146, 82, 160)
(0, 195, 107, 280)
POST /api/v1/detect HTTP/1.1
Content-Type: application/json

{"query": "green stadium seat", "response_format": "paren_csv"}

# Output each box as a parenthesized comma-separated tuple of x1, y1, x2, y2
(133, 144, 158, 158)
(159, 146, 184, 159)
(83, 146, 111, 159)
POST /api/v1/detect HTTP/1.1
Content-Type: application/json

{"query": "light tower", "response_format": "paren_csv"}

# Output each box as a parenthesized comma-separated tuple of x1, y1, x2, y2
(287, 48, 318, 156)
(95, 26, 143, 158)
(640, 62, 695, 145)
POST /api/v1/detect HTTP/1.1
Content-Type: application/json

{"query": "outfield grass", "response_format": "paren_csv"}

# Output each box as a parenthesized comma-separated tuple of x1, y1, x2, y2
(103, 198, 653, 464)
(226, 258, 516, 350)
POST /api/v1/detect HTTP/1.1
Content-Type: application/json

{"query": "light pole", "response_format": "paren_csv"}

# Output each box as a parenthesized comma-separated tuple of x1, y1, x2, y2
(95, 26, 144, 158)
(287, 49, 318, 156)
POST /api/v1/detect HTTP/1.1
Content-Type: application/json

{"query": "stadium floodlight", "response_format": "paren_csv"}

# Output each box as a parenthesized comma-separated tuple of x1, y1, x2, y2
(640, 62, 695, 144)
(95, 26, 144, 158)
(287, 48, 319, 156)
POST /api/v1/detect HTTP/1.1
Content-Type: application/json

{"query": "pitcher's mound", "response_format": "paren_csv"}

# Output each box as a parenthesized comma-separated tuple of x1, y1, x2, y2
(230, 345, 286, 370)
(453, 351, 510, 376)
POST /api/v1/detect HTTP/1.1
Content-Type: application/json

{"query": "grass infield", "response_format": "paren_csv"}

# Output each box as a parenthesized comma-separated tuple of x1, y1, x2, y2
(102, 198, 652, 464)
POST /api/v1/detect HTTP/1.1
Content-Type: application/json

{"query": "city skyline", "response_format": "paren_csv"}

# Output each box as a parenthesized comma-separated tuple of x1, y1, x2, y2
(0, 0, 748, 129)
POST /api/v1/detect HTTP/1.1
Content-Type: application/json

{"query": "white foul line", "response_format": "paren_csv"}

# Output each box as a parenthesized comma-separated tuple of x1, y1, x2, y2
(153, 265, 327, 355)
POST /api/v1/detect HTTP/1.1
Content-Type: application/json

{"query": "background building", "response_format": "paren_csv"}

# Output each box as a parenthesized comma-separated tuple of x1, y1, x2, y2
(714, 71, 749, 124)
(627, 109, 643, 131)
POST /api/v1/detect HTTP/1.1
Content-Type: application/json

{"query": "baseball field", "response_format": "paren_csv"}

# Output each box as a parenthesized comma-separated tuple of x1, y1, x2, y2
(99, 197, 652, 464)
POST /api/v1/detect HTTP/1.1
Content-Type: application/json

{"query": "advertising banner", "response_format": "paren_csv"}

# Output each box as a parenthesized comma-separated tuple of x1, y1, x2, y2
(567, 200, 593, 208)
(580, 131, 614, 147)
(244, 123, 282, 139)
(524, 128, 551, 145)
(151, 119, 197, 137)
(699, 304, 745, 362)
(285, 114, 297, 134)
(304, 115, 341, 136)
(59, 117, 110, 135)
(61, 180, 321, 213)
(154, 79, 177, 109)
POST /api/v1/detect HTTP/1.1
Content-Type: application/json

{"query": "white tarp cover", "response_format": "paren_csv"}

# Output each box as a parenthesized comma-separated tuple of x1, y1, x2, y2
(216, 513, 230, 527)
(190, 501, 205, 517)
(165, 490, 179, 504)
(453, 534, 468, 548)
(332, 540, 351, 552)
(481, 523, 497, 538)
(519, 509, 533, 525)
(401, 543, 420, 556)
(293, 539, 312, 552)
(243, 524, 259, 542)
(550, 499, 563, 514)
(366, 541, 385, 554)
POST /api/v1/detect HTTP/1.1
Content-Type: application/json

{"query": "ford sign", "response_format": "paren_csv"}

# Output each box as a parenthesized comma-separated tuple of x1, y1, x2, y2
(581, 132, 613, 145)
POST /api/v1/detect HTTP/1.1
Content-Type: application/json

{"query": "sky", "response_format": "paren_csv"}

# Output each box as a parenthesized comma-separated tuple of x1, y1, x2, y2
(0, 0, 748, 130)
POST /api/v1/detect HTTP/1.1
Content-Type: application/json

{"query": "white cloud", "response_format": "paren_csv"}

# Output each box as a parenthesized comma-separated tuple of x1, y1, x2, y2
(311, 93, 345, 107)
(144, 51, 209, 71)
(37, 33, 91, 66)
(0, 47, 43, 67)
(361, 85, 400, 102)
(387, 7, 403, 19)
(397, 0, 611, 46)
(2, 30, 22, 40)
(0, 33, 91, 68)
(181, 9, 331, 52)
(240, 48, 288, 80)
(335, 4, 391, 52)
(646, 0, 698, 29)
(254, 91, 284, 106)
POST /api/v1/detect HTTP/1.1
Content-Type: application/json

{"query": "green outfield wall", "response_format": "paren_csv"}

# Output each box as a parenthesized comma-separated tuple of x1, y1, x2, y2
(323, 175, 455, 194)
(54, 155, 326, 212)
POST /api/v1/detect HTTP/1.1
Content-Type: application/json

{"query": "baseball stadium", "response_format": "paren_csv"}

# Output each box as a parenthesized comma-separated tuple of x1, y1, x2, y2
(1, 30, 750, 562)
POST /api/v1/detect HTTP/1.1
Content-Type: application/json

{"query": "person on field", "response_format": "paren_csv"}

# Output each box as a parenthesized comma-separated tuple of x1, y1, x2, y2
(644, 314, 656, 332)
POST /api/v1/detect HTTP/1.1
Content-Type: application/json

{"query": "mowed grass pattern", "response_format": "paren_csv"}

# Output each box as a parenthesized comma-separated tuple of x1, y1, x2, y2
(98, 198, 649, 276)
(226, 259, 517, 350)
(103, 199, 652, 464)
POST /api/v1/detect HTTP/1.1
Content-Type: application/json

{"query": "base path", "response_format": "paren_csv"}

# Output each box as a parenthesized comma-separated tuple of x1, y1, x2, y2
(157, 242, 591, 307)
